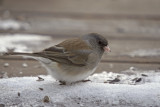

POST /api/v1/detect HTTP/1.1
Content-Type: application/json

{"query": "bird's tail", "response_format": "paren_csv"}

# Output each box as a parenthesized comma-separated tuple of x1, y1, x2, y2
(2, 52, 52, 64)
(3, 52, 40, 57)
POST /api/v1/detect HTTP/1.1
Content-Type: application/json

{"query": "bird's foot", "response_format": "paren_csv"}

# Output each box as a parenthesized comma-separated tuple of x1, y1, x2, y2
(59, 81, 66, 85)
(81, 79, 91, 82)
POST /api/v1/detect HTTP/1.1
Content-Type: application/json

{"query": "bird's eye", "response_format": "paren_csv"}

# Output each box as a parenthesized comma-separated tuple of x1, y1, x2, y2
(98, 41, 102, 45)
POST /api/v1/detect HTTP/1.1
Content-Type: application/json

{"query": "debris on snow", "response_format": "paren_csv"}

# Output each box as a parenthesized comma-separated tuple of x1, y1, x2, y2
(39, 88, 44, 91)
(18, 92, 20, 97)
(0, 69, 160, 107)
(43, 96, 50, 103)
(37, 76, 45, 81)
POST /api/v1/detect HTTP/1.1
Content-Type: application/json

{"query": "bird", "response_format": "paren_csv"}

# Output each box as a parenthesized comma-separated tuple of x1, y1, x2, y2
(5, 33, 111, 84)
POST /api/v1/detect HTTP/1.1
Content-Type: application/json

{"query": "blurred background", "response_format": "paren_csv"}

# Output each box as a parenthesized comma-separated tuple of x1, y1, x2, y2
(0, 0, 160, 78)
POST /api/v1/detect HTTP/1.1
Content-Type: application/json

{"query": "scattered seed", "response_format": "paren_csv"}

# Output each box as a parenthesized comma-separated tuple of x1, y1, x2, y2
(37, 76, 44, 81)
(104, 81, 108, 83)
(141, 74, 148, 77)
(132, 78, 142, 83)
(136, 78, 142, 82)
(108, 78, 120, 84)
(18, 92, 20, 97)
(81, 79, 91, 82)
(43, 96, 50, 103)
(39, 88, 43, 91)
(59, 81, 66, 85)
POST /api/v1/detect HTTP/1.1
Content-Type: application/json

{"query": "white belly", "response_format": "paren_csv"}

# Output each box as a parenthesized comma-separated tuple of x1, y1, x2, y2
(34, 57, 98, 83)
(43, 62, 97, 83)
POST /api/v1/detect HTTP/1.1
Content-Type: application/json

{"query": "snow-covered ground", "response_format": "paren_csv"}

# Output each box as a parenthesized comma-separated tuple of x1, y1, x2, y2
(0, 69, 160, 107)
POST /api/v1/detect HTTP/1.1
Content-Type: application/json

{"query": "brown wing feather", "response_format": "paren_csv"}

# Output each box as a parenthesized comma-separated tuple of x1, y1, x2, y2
(56, 38, 91, 51)
(34, 38, 92, 66)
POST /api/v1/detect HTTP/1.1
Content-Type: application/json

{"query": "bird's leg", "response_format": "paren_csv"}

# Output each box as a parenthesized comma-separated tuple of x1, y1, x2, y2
(59, 81, 66, 85)
(81, 79, 91, 82)
(70, 79, 91, 85)
(59, 79, 91, 85)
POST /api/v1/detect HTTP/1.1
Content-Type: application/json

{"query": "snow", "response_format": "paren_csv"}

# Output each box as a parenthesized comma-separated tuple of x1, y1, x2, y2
(0, 69, 160, 107)
(22, 63, 28, 68)
(126, 48, 160, 57)
(0, 19, 29, 30)
(0, 34, 52, 53)
(3, 63, 9, 67)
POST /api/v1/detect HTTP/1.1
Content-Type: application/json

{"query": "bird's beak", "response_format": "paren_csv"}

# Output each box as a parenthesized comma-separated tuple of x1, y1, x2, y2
(104, 46, 111, 52)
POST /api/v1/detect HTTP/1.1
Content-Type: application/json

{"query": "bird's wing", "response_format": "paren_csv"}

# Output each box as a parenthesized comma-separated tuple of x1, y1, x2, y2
(34, 38, 93, 66)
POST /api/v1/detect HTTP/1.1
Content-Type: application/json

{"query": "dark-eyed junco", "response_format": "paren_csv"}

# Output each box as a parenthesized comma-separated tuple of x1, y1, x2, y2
(5, 33, 110, 84)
